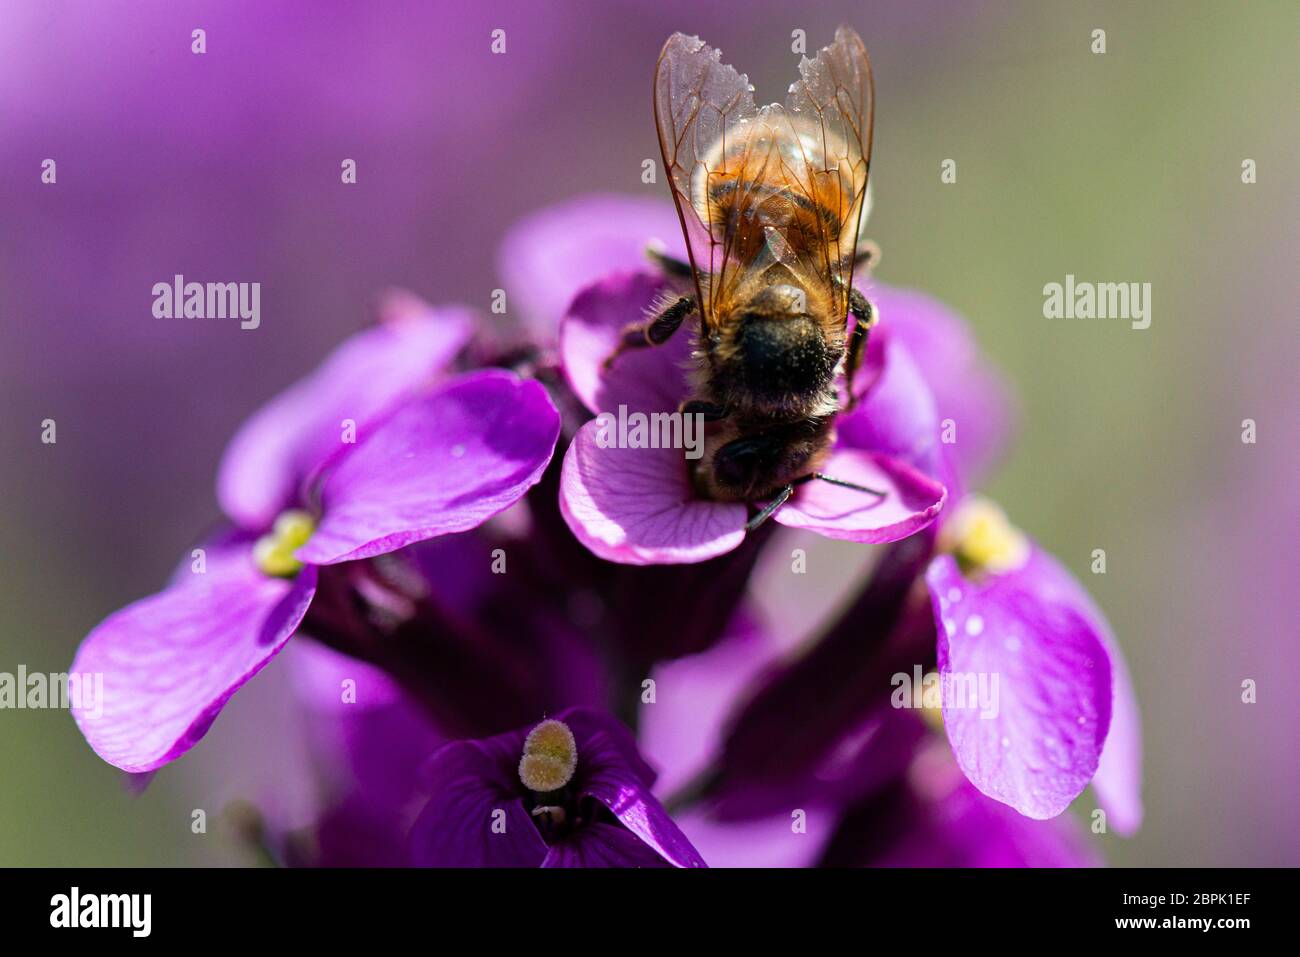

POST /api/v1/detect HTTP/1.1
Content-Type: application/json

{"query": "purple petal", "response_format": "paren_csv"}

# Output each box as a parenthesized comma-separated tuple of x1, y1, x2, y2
(869, 283, 1016, 487)
(71, 546, 317, 773)
(927, 550, 1113, 820)
(837, 328, 943, 479)
(408, 732, 548, 868)
(298, 370, 560, 565)
(286, 640, 443, 823)
(639, 611, 775, 797)
(773, 448, 946, 543)
(995, 551, 1142, 833)
(1073, 598, 1143, 836)
(559, 419, 747, 565)
(935, 542, 1141, 834)
(1092, 640, 1142, 835)
(560, 707, 658, 788)
(673, 809, 833, 868)
(560, 270, 695, 416)
(287, 634, 410, 714)
(565, 708, 707, 868)
(543, 823, 673, 868)
(499, 194, 686, 340)
(217, 300, 474, 530)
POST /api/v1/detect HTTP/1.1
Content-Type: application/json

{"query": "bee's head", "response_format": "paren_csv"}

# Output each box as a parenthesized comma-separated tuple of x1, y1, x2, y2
(708, 283, 841, 418)
(691, 414, 834, 503)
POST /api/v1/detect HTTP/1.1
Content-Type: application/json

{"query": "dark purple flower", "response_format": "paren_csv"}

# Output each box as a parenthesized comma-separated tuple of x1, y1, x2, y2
(928, 496, 1142, 830)
(273, 546, 612, 867)
(70, 307, 561, 773)
(556, 271, 947, 564)
(408, 708, 706, 867)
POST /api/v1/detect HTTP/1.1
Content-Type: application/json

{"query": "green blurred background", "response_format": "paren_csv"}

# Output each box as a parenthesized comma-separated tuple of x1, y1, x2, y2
(1, 0, 1296, 865)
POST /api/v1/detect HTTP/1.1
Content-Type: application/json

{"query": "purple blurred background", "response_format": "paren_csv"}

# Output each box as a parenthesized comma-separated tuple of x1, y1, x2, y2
(1, 0, 1296, 865)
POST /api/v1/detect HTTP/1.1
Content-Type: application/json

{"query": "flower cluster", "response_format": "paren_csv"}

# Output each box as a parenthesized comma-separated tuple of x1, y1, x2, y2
(71, 195, 1140, 867)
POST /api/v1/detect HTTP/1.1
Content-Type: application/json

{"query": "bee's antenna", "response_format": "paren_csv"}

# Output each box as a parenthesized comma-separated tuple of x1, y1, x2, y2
(803, 472, 887, 497)
(743, 475, 883, 535)
(745, 485, 794, 531)
(745, 473, 887, 533)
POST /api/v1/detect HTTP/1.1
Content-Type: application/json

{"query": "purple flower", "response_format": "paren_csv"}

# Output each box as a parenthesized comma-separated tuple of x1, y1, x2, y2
(274, 537, 613, 867)
(408, 709, 706, 867)
(62, 189, 1139, 867)
(70, 305, 561, 773)
(556, 271, 947, 564)
(928, 497, 1142, 830)
(496, 195, 1132, 849)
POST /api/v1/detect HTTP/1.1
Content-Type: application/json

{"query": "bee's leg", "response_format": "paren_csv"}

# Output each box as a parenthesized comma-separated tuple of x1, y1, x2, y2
(795, 471, 887, 498)
(853, 239, 881, 273)
(646, 245, 695, 280)
(603, 295, 696, 369)
(843, 287, 877, 409)
(745, 484, 794, 532)
(679, 399, 728, 421)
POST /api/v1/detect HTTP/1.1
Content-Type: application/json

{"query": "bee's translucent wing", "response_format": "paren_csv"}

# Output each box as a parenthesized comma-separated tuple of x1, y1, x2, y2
(654, 29, 874, 330)
(781, 26, 875, 324)
(653, 33, 757, 329)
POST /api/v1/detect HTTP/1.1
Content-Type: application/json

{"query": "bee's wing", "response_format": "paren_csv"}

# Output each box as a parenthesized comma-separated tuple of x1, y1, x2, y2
(655, 30, 874, 330)
(653, 33, 757, 329)
(782, 26, 875, 323)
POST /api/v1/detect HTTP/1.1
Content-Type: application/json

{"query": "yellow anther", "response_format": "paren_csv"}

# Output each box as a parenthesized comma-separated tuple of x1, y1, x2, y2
(940, 496, 1030, 576)
(518, 719, 578, 793)
(253, 509, 316, 578)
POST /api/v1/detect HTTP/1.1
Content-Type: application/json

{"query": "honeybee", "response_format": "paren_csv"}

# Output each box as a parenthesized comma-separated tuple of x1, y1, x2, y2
(608, 27, 883, 528)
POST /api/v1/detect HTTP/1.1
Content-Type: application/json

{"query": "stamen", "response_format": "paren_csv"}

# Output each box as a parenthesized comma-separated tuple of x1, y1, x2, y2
(253, 509, 317, 578)
(518, 718, 578, 793)
(939, 496, 1029, 575)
